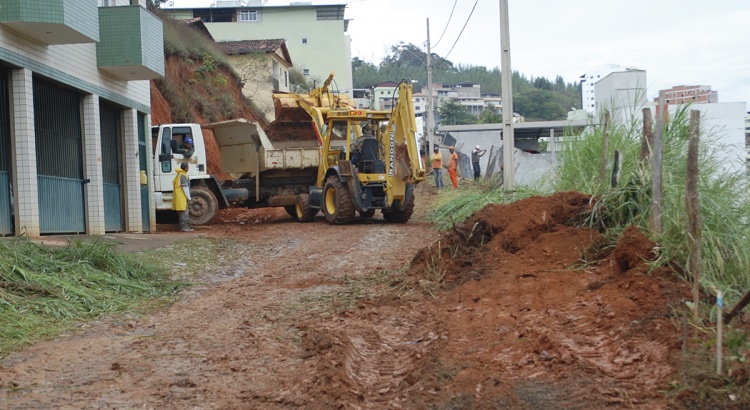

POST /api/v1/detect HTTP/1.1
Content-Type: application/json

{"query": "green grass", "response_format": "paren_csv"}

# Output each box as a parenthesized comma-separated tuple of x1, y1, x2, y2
(0, 237, 183, 357)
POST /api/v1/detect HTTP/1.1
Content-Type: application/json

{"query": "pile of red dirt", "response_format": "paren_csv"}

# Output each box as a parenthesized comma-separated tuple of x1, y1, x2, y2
(405, 191, 692, 407)
(297, 191, 693, 408)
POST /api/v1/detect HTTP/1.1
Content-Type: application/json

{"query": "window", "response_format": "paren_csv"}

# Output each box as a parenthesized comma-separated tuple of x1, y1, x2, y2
(302, 38, 308, 44)
(303, 69, 310, 76)
(284, 71, 288, 87)
(240, 10, 257, 22)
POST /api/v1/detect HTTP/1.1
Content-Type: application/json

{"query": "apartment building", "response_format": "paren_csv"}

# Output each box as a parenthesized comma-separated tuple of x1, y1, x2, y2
(164, 2, 353, 96)
(0, 0, 164, 237)
(655, 85, 718, 105)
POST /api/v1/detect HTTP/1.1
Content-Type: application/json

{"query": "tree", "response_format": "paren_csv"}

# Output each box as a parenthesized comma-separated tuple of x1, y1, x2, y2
(438, 100, 475, 125)
(147, 0, 171, 11)
(478, 104, 502, 124)
(289, 68, 313, 93)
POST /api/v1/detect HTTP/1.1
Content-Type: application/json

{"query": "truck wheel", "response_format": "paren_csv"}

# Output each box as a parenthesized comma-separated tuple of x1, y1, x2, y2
(284, 205, 297, 220)
(359, 209, 376, 218)
(322, 176, 355, 224)
(294, 194, 316, 222)
(188, 186, 219, 225)
(382, 195, 415, 223)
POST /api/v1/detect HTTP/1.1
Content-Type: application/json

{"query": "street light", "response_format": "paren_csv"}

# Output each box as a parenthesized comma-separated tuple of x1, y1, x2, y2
(396, 19, 435, 155)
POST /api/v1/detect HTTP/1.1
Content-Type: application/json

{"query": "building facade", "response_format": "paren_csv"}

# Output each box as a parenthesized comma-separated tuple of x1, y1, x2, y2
(216, 39, 292, 122)
(164, 3, 353, 96)
(0, 0, 164, 237)
(655, 85, 718, 105)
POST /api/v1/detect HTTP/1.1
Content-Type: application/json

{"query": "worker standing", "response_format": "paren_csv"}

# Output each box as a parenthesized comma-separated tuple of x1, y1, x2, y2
(430, 146, 444, 189)
(172, 162, 193, 232)
(472, 145, 487, 181)
(448, 146, 459, 189)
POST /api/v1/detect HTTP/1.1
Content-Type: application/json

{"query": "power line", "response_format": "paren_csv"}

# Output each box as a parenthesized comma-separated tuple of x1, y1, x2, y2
(443, 0, 478, 61)
(431, 0, 458, 49)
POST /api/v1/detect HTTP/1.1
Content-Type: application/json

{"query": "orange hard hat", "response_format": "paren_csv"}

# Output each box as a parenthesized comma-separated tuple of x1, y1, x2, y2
(449, 145, 455, 150)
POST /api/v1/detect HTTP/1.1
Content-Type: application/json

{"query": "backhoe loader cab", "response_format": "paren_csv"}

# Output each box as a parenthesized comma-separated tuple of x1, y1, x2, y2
(290, 79, 426, 224)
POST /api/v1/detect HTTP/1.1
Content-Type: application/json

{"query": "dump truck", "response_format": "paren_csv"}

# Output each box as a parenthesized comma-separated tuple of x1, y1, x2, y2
(150, 74, 425, 225)
(150, 121, 319, 224)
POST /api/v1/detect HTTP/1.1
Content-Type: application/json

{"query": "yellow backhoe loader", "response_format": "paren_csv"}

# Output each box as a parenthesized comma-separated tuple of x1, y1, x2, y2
(273, 74, 426, 224)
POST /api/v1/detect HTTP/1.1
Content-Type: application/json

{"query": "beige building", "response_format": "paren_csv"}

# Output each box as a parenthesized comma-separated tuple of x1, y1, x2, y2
(0, 0, 164, 237)
(216, 39, 292, 122)
(164, 3, 353, 96)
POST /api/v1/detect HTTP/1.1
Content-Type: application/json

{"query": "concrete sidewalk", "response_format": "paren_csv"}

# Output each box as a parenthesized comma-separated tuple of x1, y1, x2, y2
(16, 227, 205, 254)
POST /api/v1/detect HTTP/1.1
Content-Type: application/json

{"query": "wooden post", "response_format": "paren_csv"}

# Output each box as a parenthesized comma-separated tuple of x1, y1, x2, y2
(686, 109, 702, 319)
(650, 93, 665, 234)
(717, 291, 724, 375)
(599, 110, 610, 187)
(640, 108, 653, 166)
(611, 150, 621, 188)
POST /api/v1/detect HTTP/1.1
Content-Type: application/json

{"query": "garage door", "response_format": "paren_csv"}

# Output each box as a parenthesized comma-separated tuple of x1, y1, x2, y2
(0, 69, 11, 236)
(100, 102, 123, 232)
(34, 80, 86, 234)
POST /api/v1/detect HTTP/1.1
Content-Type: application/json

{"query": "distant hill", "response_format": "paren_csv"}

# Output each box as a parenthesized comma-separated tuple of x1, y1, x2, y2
(352, 48, 581, 121)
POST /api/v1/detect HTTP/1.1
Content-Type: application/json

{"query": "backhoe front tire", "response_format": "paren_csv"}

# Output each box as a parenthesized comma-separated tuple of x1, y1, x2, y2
(188, 186, 219, 225)
(382, 195, 415, 223)
(294, 194, 316, 222)
(322, 176, 355, 224)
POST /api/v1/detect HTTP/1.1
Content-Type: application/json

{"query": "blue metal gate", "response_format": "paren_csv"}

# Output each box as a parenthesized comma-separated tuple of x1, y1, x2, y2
(100, 103, 123, 232)
(0, 68, 12, 236)
(34, 80, 86, 234)
(138, 113, 150, 232)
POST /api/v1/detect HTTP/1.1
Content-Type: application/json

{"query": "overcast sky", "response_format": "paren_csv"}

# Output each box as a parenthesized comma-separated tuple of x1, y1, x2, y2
(168, 0, 750, 110)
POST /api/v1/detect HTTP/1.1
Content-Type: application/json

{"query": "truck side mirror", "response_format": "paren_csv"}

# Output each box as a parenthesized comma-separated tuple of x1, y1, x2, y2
(159, 154, 172, 162)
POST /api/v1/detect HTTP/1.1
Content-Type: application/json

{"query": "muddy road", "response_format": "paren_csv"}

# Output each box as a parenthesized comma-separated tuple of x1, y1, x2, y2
(0, 188, 695, 409)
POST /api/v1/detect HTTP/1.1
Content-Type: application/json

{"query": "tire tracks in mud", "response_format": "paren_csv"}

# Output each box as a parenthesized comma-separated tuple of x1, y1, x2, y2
(0, 216, 439, 409)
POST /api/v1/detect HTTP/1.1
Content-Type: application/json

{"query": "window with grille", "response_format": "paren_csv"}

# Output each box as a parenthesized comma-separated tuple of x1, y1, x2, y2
(240, 10, 257, 22)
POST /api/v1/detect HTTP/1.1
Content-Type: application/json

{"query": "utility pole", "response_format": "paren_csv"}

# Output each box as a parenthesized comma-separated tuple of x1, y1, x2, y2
(499, 0, 515, 191)
(425, 18, 435, 155)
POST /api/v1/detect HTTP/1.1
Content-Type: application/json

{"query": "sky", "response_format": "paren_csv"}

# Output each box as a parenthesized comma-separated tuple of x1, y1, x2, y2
(167, 0, 750, 110)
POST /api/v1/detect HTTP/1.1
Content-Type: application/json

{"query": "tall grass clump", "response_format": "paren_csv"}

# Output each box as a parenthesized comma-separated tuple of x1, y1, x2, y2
(555, 104, 750, 303)
(0, 238, 179, 356)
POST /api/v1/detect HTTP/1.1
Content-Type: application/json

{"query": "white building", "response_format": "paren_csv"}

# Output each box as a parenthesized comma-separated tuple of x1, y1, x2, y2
(580, 64, 640, 114)
(593, 69, 648, 125)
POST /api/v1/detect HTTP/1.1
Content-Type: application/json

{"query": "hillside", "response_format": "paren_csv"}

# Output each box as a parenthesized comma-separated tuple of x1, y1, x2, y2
(150, 54, 263, 178)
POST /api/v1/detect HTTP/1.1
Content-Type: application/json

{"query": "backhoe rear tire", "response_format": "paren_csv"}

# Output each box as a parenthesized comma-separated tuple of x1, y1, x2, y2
(294, 194, 316, 222)
(322, 176, 355, 225)
(382, 195, 415, 223)
(284, 205, 297, 220)
(188, 186, 219, 225)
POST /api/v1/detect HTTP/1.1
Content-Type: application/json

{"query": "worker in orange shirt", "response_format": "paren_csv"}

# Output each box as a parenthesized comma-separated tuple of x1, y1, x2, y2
(430, 146, 444, 189)
(448, 146, 459, 189)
